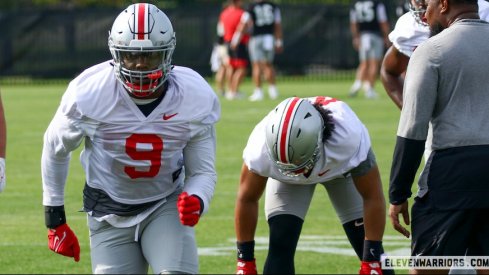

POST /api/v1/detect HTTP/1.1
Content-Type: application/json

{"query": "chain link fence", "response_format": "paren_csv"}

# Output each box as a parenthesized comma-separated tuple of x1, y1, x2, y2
(0, 1, 398, 82)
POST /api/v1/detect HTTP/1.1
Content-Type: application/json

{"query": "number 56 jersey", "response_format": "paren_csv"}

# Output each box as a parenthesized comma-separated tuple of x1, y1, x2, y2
(42, 61, 220, 211)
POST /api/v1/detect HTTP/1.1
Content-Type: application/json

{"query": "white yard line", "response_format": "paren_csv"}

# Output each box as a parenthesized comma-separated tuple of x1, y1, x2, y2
(198, 235, 411, 256)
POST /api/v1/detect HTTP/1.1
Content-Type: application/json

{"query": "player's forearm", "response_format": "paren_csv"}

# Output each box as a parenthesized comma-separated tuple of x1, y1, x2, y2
(350, 23, 359, 39)
(274, 22, 283, 41)
(42, 146, 71, 206)
(41, 113, 86, 205)
(389, 137, 425, 204)
(183, 173, 216, 215)
(235, 199, 259, 242)
(380, 70, 404, 109)
(363, 196, 386, 241)
(380, 22, 390, 40)
(183, 127, 217, 214)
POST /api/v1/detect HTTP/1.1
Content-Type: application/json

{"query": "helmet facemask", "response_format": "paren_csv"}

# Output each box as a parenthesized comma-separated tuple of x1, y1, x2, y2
(273, 139, 322, 178)
(108, 3, 176, 98)
(408, 0, 428, 26)
(109, 42, 175, 97)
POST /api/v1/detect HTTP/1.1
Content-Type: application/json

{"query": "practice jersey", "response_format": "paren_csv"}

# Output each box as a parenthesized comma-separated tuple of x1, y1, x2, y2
(243, 97, 371, 185)
(388, 12, 429, 57)
(350, 0, 388, 34)
(247, 1, 281, 36)
(220, 5, 250, 44)
(42, 61, 220, 213)
(479, 0, 489, 21)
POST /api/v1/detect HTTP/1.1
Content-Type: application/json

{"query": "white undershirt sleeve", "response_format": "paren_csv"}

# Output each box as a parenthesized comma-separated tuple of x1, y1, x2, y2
(41, 110, 96, 206)
(182, 124, 217, 215)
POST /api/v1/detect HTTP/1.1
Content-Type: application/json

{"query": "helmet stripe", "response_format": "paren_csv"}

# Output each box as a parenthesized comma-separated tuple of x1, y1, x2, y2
(278, 97, 301, 164)
(137, 4, 147, 40)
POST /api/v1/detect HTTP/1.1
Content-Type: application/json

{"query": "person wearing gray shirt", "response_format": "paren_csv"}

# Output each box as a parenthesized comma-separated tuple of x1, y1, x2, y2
(388, 0, 489, 272)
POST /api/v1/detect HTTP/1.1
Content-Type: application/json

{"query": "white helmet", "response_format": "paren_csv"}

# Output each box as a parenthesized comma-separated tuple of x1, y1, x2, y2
(265, 97, 324, 177)
(408, 0, 427, 26)
(108, 3, 176, 97)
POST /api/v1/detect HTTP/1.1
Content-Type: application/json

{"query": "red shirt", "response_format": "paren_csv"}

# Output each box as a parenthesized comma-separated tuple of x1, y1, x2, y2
(219, 6, 249, 44)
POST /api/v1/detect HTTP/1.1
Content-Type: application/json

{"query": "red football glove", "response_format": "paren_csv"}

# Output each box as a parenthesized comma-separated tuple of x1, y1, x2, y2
(177, 192, 201, 226)
(359, 261, 382, 275)
(47, 223, 80, 262)
(236, 258, 257, 275)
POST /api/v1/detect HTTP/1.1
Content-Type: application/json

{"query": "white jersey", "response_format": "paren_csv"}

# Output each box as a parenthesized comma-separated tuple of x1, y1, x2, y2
(479, 0, 489, 21)
(243, 97, 371, 184)
(388, 12, 429, 57)
(42, 61, 220, 214)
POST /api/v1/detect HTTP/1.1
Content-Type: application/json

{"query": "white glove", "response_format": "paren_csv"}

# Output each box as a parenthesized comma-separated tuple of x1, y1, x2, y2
(0, 158, 5, 192)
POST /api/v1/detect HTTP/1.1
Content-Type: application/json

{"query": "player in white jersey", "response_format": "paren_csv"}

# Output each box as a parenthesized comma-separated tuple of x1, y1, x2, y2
(479, 0, 489, 20)
(380, 0, 429, 109)
(382, 0, 489, 109)
(41, 3, 220, 274)
(234, 97, 389, 275)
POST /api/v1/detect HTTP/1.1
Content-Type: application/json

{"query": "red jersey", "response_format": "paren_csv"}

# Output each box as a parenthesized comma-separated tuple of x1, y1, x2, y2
(219, 5, 249, 44)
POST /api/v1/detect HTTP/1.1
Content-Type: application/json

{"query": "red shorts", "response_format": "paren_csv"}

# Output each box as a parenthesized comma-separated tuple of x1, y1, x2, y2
(227, 43, 249, 69)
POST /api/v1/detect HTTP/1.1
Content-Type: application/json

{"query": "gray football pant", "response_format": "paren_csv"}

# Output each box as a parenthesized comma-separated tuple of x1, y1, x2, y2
(249, 34, 275, 63)
(87, 191, 198, 274)
(265, 176, 363, 224)
(359, 32, 384, 61)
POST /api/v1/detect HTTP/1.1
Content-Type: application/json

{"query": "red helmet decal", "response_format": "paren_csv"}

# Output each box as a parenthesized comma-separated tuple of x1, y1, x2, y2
(136, 3, 147, 40)
(278, 97, 301, 164)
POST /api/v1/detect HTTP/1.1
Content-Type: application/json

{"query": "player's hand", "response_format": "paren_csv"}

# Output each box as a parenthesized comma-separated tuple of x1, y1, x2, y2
(236, 258, 257, 274)
(359, 261, 382, 275)
(177, 192, 201, 227)
(389, 201, 411, 238)
(0, 158, 5, 192)
(47, 223, 80, 262)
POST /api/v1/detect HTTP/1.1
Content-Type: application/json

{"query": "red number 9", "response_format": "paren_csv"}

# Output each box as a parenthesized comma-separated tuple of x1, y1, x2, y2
(124, 133, 163, 179)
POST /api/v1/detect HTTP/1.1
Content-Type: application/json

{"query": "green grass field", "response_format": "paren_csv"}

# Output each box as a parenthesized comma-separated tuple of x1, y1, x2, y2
(0, 78, 414, 274)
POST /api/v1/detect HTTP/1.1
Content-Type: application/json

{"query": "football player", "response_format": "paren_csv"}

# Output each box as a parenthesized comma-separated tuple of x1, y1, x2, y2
(349, 0, 391, 99)
(0, 92, 5, 193)
(380, 0, 429, 109)
(41, 3, 220, 274)
(381, 0, 489, 110)
(232, 0, 283, 101)
(235, 97, 391, 275)
(220, 0, 250, 100)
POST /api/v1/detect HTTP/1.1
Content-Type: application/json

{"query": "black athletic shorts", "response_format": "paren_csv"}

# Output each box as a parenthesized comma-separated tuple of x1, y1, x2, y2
(411, 192, 489, 256)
